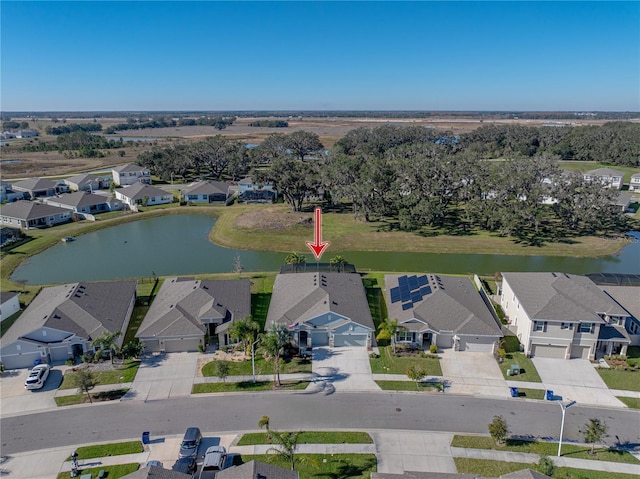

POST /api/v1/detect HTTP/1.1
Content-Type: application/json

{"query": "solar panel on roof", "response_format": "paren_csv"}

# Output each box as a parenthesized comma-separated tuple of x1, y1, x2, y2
(411, 291, 422, 302)
(418, 275, 428, 286)
(398, 275, 408, 287)
(420, 286, 432, 295)
(400, 290, 411, 302)
(390, 287, 401, 303)
(402, 302, 413, 310)
(408, 276, 419, 289)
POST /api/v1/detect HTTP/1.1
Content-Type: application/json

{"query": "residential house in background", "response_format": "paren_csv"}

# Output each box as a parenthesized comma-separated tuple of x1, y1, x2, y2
(266, 272, 375, 348)
(0, 281, 136, 369)
(64, 173, 110, 192)
(0, 201, 72, 229)
(612, 191, 633, 212)
(112, 164, 151, 186)
(0, 226, 23, 247)
(385, 274, 503, 352)
(1, 181, 24, 203)
(15, 129, 39, 139)
(183, 180, 231, 204)
(115, 183, 173, 209)
(583, 168, 625, 190)
(217, 461, 299, 479)
(501, 272, 631, 359)
(44, 192, 123, 216)
(136, 277, 251, 352)
(11, 178, 69, 199)
(237, 176, 277, 203)
(0, 292, 20, 321)
(596, 285, 640, 347)
(629, 172, 640, 192)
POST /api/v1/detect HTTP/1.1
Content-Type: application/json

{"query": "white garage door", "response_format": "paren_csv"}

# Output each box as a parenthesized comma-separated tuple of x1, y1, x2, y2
(311, 331, 329, 346)
(49, 346, 71, 362)
(142, 339, 160, 353)
(531, 344, 566, 359)
(163, 338, 201, 352)
(570, 345, 590, 359)
(0, 352, 41, 370)
(463, 341, 494, 353)
(334, 334, 368, 347)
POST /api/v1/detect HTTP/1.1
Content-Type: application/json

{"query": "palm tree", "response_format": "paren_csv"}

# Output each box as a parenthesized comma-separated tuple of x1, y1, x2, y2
(91, 331, 122, 363)
(229, 315, 260, 354)
(377, 318, 399, 353)
(261, 323, 290, 387)
(329, 255, 347, 272)
(285, 252, 306, 264)
(266, 430, 301, 470)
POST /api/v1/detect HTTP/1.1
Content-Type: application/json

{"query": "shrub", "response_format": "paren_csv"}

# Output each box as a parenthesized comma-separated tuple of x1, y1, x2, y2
(198, 344, 204, 353)
(369, 353, 380, 359)
(429, 344, 438, 354)
(488, 416, 509, 445)
(536, 455, 555, 476)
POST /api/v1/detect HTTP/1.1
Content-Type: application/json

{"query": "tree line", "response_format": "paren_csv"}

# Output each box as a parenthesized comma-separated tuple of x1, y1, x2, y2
(103, 116, 236, 134)
(248, 120, 289, 127)
(45, 123, 102, 135)
(2, 121, 29, 130)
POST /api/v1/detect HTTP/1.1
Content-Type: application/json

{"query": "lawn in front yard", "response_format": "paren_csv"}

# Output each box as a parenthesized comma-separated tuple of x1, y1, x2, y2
(70, 441, 143, 460)
(596, 369, 640, 392)
(369, 346, 442, 376)
(236, 453, 376, 479)
(192, 380, 309, 393)
(513, 388, 546, 400)
(375, 380, 443, 392)
(617, 396, 640, 408)
(497, 352, 542, 382)
(59, 360, 140, 390)
(201, 356, 311, 377)
(55, 389, 129, 406)
(56, 464, 139, 479)
(237, 431, 373, 445)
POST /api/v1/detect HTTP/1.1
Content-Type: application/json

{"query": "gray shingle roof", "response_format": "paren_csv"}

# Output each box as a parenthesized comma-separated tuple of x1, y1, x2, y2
(136, 278, 251, 340)
(502, 272, 628, 322)
(598, 324, 631, 342)
(265, 272, 374, 330)
(600, 286, 640, 320)
(184, 180, 230, 196)
(631, 172, 640, 179)
(113, 164, 148, 173)
(371, 472, 478, 479)
(120, 466, 192, 479)
(12, 177, 57, 191)
(500, 469, 552, 479)
(0, 200, 70, 220)
(1, 281, 137, 345)
(386, 274, 502, 337)
(119, 183, 170, 200)
(46, 192, 109, 208)
(217, 460, 299, 479)
(585, 168, 624, 177)
(65, 173, 101, 186)
(0, 291, 19, 304)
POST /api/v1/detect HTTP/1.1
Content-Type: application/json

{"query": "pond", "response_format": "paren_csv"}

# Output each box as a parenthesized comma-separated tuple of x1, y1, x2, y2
(10, 215, 640, 285)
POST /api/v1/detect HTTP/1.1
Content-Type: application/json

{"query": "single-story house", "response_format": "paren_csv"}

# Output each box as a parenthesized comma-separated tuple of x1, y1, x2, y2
(120, 466, 191, 479)
(597, 285, 640, 346)
(583, 168, 625, 190)
(0, 281, 136, 369)
(501, 272, 631, 359)
(0, 200, 72, 229)
(15, 129, 39, 139)
(112, 164, 151, 186)
(1, 181, 25, 203)
(611, 191, 633, 212)
(136, 278, 251, 352)
(0, 226, 23, 247)
(183, 180, 231, 204)
(11, 178, 69, 199)
(385, 274, 503, 353)
(265, 272, 375, 348)
(217, 461, 299, 479)
(64, 173, 110, 192)
(44, 191, 122, 216)
(237, 176, 277, 203)
(0, 291, 20, 321)
(629, 172, 640, 192)
(115, 183, 173, 209)
(372, 468, 551, 479)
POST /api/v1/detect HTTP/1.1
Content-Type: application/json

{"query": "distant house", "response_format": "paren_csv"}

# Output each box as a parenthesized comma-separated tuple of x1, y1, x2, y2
(501, 272, 631, 359)
(136, 278, 251, 352)
(0, 281, 136, 369)
(583, 168, 625, 190)
(0, 200, 72, 229)
(265, 272, 375, 348)
(115, 183, 173, 209)
(112, 164, 151, 186)
(237, 176, 277, 204)
(1, 181, 24, 203)
(611, 191, 633, 212)
(385, 274, 503, 353)
(15, 129, 39, 139)
(217, 461, 299, 479)
(0, 226, 23, 247)
(0, 292, 20, 321)
(11, 178, 69, 199)
(64, 173, 110, 192)
(44, 191, 122, 216)
(629, 173, 640, 192)
(183, 180, 232, 204)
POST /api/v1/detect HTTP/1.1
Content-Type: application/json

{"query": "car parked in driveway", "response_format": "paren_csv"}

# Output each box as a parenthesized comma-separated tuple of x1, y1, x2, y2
(179, 427, 202, 459)
(173, 457, 197, 475)
(24, 364, 50, 390)
(198, 445, 228, 478)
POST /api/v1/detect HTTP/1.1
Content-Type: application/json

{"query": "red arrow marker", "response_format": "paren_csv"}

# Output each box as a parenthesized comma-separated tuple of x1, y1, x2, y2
(306, 207, 330, 261)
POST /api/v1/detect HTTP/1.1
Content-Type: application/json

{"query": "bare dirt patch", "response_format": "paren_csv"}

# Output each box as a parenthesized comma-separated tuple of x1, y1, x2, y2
(235, 208, 313, 230)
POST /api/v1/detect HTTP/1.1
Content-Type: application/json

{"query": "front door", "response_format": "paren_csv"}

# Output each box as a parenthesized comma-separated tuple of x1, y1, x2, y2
(299, 331, 308, 348)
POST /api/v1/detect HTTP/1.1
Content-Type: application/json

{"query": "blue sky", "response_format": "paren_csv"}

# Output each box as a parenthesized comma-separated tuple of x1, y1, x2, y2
(2, 1, 638, 111)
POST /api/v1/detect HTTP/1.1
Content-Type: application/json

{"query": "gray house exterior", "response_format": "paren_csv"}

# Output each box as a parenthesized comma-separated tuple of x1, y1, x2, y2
(385, 274, 503, 353)
(0, 281, 136, 369)
(0, 200, 72, 229)
(136, 278, 251, 352)
(266, 272, 375, 348)
(598, 285, 640, 347)
(112, 164, 151, 186)
(0, 291, 20, 321)
(217, 461, 298, 479)
(44, 192, 122, 216)
(11, 178, 69, 199)
(64, 173, 109, 192)
(183, 180, 231, 204)
(115, 183, 173, 209)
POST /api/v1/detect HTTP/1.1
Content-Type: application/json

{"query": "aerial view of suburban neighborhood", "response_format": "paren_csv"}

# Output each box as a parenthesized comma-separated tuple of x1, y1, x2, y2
(1, 2, 639, 479)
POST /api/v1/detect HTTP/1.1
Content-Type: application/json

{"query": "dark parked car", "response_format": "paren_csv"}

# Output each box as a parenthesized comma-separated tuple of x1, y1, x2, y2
(173, 457, 197, 475)
(179, 427, 202, 459)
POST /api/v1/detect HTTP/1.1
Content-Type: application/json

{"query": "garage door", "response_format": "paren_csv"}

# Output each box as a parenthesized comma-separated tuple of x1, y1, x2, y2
(531, 344, 566, 359)
(142, 339, 160, 353)
(570, 345, 591, 359)
(163, 338, 201, 352)
(464, 341, 494, 353)
(333, 334, 368, 347)
(311, 331, 328, 346)
(49, 346, 71, 362)
(0, 352, 41, 370)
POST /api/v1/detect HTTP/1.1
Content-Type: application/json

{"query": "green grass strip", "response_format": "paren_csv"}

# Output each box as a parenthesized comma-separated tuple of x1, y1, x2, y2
(69, 441, 143, 460)
(192, 380, 309, 393)
(237, 431, 373, 446)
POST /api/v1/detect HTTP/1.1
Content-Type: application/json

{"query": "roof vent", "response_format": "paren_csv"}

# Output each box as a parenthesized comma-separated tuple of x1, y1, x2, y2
(170, 304, 174, 308)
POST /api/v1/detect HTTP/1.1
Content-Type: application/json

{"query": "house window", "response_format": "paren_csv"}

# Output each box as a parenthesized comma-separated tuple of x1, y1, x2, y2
(534, 321, 544, 332)
(579, 323, 592, 333)
(396, 331, 413, 342)
(561, 323, 570, 330)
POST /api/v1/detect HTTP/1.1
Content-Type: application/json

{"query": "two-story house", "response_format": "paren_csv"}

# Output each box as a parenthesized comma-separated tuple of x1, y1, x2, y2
(629, 172, 640, 192)
(112, 164, 151, 186)
(583, 168, 625, 190)
(501, 272, 630, 359)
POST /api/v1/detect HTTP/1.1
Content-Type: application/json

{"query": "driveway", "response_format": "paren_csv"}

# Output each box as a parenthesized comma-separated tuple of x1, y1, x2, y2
(532, 358, 625, 408)
(0, 367, 63, 417)
(372, 431, 456, 474)
(439, 350, 510, 398)
(123, 352, 199, 402)
(309, 347, 379, 392)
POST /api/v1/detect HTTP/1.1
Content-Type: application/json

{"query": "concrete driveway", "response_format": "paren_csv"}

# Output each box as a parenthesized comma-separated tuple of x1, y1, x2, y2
(123, 352, 199, 402)
(439, 350, 510, 398)
(532, 358, 625, 408)
(372, 431, 456, 474)
(0, 367, 63, 417)
(310, 347, 380, 392)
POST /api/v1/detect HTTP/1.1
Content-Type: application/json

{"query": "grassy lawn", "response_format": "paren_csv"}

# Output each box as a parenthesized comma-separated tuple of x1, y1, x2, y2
(498, 352, 542, 382)
(192, 380, 309, 393)
(56, 463, 139, 479)
(596, 369, 640, 392)
(362, 273, 387, 330)
(55, 389, 129, 406)
(237, 431, 373, 445)
(369, 346, 442, 376)
(514, 388, 546, 400)
(375, 380, 443, 392)
(237, 453, 376, 479)
(450, 435, 639, 464)
(0, 309, 23, 338)
(202, 356, 311, 377)
(625, 346, 640, 368)
(558, 161, 640, 183)
(70, 441, 143, 460)
(617, 396, 640, 408)
(59, 360, 140, 389)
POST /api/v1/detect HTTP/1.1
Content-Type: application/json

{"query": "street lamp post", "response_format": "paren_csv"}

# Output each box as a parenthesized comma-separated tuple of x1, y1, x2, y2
(557, 399, 577, 456)
(251, 337, 261, 383)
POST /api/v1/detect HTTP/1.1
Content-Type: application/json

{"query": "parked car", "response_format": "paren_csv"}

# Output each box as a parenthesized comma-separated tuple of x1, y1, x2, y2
(198, 446, 228, 479)
(173, 457, 197, 475)
(24, 364, 50, 390)
(179, 427, 202, 459)
(145, 460, 163, 467)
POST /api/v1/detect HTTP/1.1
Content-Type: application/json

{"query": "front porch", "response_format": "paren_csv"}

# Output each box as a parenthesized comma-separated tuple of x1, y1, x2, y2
(596, 324, 630, 358)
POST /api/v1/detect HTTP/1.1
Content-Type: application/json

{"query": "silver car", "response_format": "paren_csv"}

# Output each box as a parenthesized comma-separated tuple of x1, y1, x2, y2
(24, 364, 50, 390)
